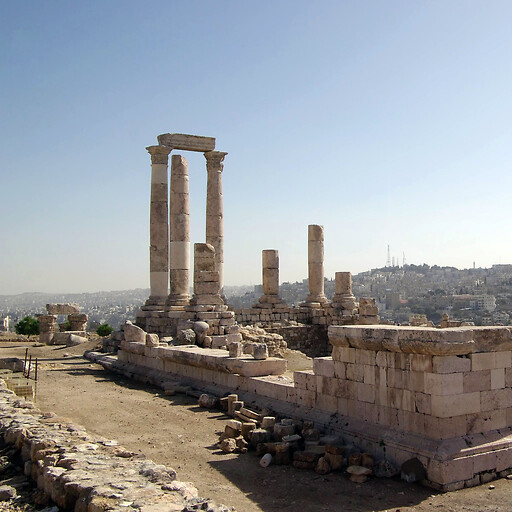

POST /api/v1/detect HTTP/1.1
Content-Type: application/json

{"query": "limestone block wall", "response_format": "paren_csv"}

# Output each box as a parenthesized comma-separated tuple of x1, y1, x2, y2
(325, 326, 512, 438)
(108, 324, 512, 490)
(234, 305, 368, 327)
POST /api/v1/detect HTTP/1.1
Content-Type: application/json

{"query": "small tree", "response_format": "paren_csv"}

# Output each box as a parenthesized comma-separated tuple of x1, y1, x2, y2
(96, 323, 114, 337)
(14, 316, 39, 336)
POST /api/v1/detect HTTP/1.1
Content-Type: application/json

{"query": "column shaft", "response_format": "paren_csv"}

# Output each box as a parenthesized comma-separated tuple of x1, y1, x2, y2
(146, 145, 171, 305)
(306, 224, 327, 304)
(204, 151, 227, 292)
(168, 154, 191, 305)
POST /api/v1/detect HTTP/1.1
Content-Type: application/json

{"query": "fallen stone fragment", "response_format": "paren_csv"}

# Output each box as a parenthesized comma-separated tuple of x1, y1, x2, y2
(146, 333, 159, 347)
(348, 453, 362, 466)
(226, 394, 238, 415)
(274, 442, 291, 465)
(302, 428, 321, 442)
(274, 422, 295, 440)
(198, 394, 218, 409)
(347, 465, 372, 483)
(253, 343, 268, 360)
(123, 321, 146, 343)
(260, 453, 272, 467)
(0, 485, 16, 501)
(241, 422, 256, 440)
(249, 429, 271, 448)
(324, 452, 345, 471)
(261, 416, 276, 430)
(235, 436, 248, 453)
(315, 456, 331, 475)
(177, 329, 196, 345)
(228, 342, 243, 358)
(374, 460, 399, 478)
(361, 453, 374, 469)
(66, 334, 87, 346)
(219, 438, 237, 454)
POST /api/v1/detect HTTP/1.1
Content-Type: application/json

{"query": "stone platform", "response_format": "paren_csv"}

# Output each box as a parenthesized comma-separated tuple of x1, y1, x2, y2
(91, 325, 512, 491)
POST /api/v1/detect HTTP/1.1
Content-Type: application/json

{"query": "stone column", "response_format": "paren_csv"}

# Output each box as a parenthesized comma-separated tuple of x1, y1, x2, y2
(146, 145, 172, 306)
(332, 271, 357, 313)
(38, 315, 57, 345)
(204, 151, 227, 292)
(257, 250, 286, 306)
(167, 154, 191, 306)
(192, 243, 223, 305)
(305, 224, 328, 305)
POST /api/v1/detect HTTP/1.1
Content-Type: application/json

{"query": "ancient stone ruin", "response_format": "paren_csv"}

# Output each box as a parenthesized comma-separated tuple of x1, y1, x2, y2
(39, 303, 88, 345)
(93, 132, 512, 491)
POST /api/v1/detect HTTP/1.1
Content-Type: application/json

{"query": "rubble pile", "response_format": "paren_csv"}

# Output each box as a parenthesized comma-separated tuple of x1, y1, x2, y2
(202, 392, 399, 482)
(238, 326, 287, 357)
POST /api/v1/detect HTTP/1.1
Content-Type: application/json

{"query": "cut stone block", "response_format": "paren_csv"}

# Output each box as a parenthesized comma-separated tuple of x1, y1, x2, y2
(157, 133, 215, 152)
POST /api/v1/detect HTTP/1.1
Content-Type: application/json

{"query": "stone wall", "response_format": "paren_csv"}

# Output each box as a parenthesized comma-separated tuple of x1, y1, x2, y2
(96, 324, 512, 491)
(0, 376, 231, 511)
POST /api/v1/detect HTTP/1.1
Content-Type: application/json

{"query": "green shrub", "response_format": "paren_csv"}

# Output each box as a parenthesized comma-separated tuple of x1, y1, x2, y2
(14, 316, 39, 336)
(96, 323, 114, 337)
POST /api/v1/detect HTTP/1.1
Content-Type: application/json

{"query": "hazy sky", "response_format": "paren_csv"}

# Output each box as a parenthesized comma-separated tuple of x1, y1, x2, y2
(1, 1, 511, 295)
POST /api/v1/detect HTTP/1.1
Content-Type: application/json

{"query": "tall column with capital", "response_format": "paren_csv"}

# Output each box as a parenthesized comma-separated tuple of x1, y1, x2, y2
(305, 224, 328, 305)
(204, 150, 227, 292)
(146, 145, 172, 306)
(167, 154, 191, 306)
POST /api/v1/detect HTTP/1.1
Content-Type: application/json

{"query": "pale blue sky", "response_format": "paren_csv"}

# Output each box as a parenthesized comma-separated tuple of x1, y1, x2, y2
(1, 1, 511, 294)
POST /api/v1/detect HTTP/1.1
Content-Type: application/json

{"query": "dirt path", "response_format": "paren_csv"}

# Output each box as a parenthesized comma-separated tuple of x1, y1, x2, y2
(1, 340, 511, 512)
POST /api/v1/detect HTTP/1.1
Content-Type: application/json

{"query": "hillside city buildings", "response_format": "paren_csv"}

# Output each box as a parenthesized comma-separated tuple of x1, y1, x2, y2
(2, 263, 511, 330)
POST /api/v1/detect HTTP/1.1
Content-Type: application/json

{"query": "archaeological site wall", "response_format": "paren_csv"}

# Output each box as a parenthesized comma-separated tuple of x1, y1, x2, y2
(91, 324, 512, 491)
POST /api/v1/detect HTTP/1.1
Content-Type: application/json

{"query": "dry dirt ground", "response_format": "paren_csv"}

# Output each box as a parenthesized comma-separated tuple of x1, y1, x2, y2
(0, 338, 511, 512)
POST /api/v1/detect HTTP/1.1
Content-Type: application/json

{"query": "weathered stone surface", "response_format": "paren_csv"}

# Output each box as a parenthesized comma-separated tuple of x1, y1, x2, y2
(315, 456, 331, 474)
(253, 343, 268, 360)
(46, 304, 80, 315)
(329, 325, 475, 355)
(124, 322, 146, 343)
(66, 334, 87, 347)
(158, 133, 215, 152)
(198, 394, 218, 409)
(146, 333, 160, 347)
(177, 329, 196, 345)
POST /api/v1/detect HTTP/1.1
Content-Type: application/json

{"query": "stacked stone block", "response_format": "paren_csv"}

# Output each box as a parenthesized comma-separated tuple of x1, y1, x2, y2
(256, 250, 287, 309)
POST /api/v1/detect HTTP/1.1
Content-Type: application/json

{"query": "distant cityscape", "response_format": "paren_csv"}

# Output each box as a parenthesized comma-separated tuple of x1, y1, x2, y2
(1, 263, 512, 330)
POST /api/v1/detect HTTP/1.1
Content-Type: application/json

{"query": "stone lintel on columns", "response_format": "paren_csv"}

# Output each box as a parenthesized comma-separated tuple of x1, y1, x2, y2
(158, 133, 215, 152)
(146, 145, 172, 164)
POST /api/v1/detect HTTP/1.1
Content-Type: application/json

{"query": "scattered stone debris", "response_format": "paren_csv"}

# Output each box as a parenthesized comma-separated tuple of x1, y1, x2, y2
(209, 392, 403, 484)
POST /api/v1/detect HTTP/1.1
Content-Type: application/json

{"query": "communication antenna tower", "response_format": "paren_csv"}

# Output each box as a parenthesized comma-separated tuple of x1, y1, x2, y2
(386, 245, 391, 267)
(403, 252, 406, 266)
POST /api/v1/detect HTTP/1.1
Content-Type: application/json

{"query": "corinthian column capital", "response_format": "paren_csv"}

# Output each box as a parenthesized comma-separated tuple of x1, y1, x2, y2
(146, 145, 172, 165)
(204, 151, 227, 171)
